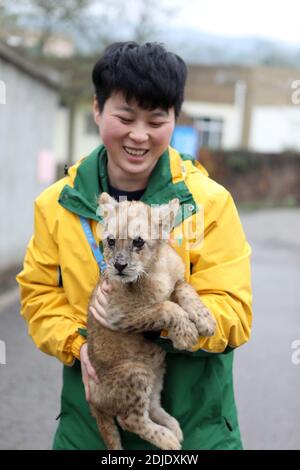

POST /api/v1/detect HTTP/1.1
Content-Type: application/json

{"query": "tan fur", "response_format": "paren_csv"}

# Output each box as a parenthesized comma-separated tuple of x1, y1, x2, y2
(87, 193, 216, 450)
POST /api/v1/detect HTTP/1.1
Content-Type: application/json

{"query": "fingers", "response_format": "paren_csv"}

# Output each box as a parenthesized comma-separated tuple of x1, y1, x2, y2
(80, 344, 90, 401)
(91, 281, 116, 331)
(96, 289, 108, 308)
(80, 346, 100, 402)
(90, 306, 110, 329)
(94, 294, 108, 314)
(81, 364, 90, 401)
(97, 281, 111, 302)
(86, 358, 100, 384)
(102, 280, 112, 293)
(90, 289, 111, 328)
(84, 382, 90, 402)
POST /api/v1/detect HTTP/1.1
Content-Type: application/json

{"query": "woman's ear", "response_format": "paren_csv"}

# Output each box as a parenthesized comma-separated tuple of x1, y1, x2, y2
(93, 95, 100, 126)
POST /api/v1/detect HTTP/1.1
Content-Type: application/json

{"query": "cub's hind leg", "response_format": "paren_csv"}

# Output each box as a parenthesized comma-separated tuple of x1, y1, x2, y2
(88, 378, 123, 450)
(115, 365, 181, 450)
(149, 364, 183, 443)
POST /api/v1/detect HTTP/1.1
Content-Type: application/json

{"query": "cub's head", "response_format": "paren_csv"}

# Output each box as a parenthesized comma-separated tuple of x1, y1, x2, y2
(98, 192, 179, 283)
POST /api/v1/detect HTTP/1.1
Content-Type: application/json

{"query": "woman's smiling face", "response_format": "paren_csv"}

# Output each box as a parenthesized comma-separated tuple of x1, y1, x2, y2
(93, 91, 175, 188)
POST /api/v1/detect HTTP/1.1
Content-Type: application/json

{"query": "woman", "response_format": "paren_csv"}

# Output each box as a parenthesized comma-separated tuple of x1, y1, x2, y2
(17, 41, 252, 450)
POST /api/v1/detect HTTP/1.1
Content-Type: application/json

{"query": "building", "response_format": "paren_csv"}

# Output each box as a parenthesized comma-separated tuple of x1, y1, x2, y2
(0, 42, 60, 271)
(179, 64, 299, 154)
(1, 26, 75, 58)
(57, 63, 300, 164)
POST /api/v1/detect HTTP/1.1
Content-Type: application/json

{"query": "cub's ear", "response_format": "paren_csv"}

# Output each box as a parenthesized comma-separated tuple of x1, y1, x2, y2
(98, 192, 118, 218)
(98, 192, 117, 206)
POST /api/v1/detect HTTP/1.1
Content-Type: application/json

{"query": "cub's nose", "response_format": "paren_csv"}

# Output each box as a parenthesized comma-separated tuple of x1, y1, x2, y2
(114, 262, 128, 273)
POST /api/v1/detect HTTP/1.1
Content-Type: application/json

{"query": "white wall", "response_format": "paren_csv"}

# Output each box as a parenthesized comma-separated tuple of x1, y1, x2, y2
(182, 101, 241, 149)
(249, 106, 300, 152)
(72, 103, 101, 163)
(0, 58, 58, 270)
(53, 105, 69, 164)
(72, 100, 242, 159)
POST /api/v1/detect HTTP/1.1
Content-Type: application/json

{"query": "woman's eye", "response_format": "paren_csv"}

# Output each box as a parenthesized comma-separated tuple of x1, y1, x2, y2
(119, 117, 133, 124)
(107, 237, 115, 247)
(133, 237, 145, 249)
(150, 122, 163, 128)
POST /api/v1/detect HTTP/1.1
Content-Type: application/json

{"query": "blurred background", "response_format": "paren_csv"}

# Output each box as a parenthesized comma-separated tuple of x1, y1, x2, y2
(0, 0, 299, 450)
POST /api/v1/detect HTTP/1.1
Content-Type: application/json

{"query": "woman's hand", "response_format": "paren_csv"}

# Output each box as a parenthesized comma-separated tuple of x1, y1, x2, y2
(80, 342, 99, 402)
(89, 280, 113, 329)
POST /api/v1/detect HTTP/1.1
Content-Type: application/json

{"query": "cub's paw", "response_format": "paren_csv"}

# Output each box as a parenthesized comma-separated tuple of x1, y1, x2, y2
(168, 318, 199, 350)
(167, 417, 184, 443)
(159, 428, 182, 451)
(188, 306, 216, 337)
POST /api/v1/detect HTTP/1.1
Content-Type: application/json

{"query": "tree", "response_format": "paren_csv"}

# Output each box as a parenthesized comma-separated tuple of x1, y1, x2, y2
(0, 0, 186, 57)
(0, 0, 20, 34)
(0, 0, 97, 55)
(120, 0, 183, 45)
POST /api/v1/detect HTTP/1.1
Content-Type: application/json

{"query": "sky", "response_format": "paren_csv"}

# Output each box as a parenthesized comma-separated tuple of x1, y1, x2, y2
(11, 0, 300, 48)
(168, 0, 300, 45)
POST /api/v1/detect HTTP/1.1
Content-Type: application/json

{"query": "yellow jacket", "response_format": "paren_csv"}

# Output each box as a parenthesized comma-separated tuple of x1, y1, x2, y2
(17, 145, 252, 366)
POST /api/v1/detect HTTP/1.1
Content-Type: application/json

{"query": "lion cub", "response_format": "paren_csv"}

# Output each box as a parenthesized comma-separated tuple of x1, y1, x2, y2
(87, 192, 216, 450)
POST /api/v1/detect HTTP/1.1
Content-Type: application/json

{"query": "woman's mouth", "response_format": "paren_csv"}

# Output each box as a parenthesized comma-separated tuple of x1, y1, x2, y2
(123, 146, 149, 158)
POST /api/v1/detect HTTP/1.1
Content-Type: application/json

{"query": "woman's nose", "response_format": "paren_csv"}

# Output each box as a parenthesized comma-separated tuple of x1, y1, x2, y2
(129, 126, 149, 143)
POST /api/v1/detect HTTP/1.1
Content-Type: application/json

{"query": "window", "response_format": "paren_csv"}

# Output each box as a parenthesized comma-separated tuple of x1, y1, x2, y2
(195, 117, 223, 150)
(85, 113, 98, 135)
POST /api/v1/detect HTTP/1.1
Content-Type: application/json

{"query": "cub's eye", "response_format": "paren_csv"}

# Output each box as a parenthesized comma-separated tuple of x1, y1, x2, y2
(133, 237, 145, 249)
(107, 236, 115, 247)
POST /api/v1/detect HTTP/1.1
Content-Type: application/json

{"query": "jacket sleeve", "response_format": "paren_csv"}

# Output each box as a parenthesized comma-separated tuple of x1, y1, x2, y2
(189, 187, 252, 354)
(158, 187, 252, 356)
(16, 201, 87, 366)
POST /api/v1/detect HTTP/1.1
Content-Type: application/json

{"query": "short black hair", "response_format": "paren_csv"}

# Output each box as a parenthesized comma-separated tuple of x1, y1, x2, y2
(92, 41, 187, 119)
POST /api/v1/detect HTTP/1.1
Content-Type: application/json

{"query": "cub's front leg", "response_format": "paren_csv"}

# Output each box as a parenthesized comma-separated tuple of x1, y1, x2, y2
(171, 281, 216, 337)
(107, 300, 200, 351)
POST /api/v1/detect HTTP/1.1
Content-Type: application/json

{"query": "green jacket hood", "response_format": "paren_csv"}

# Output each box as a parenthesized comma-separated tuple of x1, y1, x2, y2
(58, 145, 201, 225)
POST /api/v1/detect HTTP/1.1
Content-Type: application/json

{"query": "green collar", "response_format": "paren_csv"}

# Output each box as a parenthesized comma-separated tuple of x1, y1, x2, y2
(58, 145, 198, 225)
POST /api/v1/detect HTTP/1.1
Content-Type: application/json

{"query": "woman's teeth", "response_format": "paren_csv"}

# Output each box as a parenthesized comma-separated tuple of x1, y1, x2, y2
(124, 147, 148, 156)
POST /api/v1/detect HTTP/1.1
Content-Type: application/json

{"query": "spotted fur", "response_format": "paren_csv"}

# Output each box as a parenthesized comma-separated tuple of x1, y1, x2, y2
(87, 193, 216, 450)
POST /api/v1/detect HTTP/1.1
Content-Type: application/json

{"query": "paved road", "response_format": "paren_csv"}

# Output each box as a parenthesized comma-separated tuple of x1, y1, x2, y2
(0, 290, 62, 450)
(235, 208, 300, 450)
(0, 208, 299, 449)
